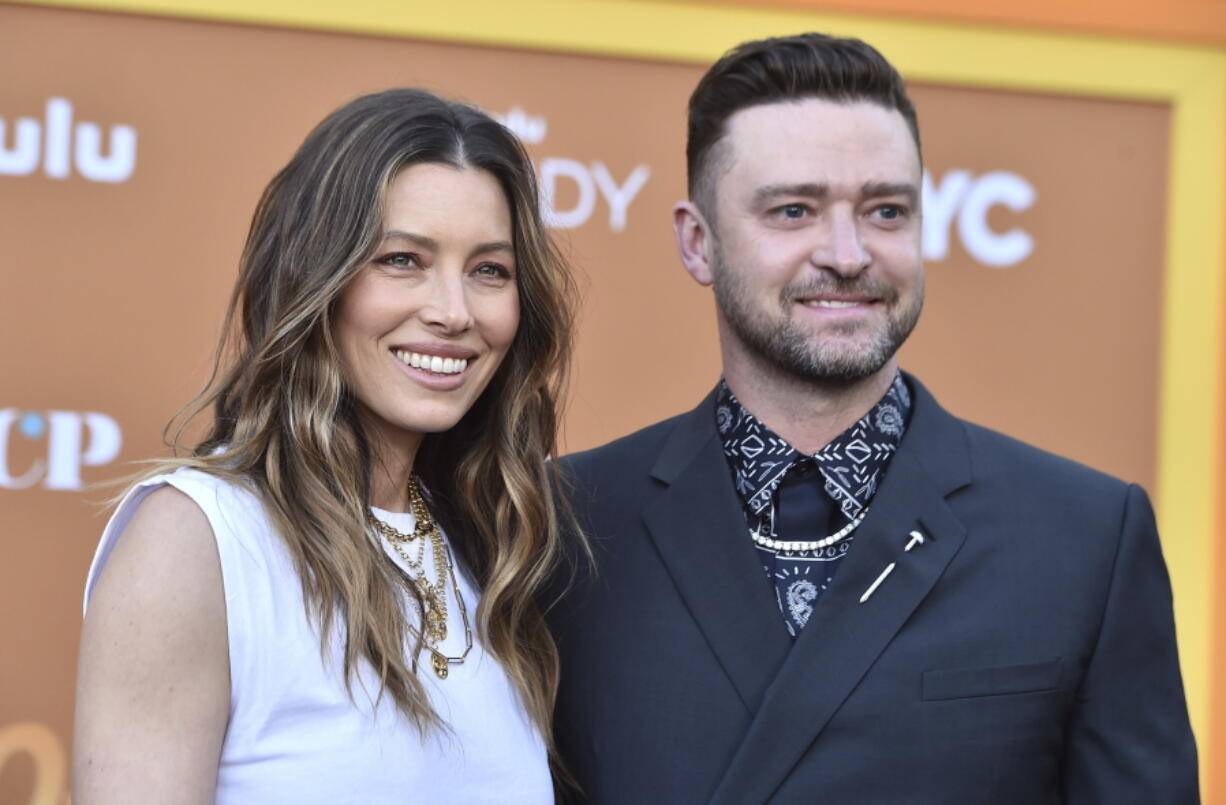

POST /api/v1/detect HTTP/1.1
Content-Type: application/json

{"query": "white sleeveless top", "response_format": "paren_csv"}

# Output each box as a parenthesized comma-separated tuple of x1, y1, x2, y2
(84, 468, 553, 804)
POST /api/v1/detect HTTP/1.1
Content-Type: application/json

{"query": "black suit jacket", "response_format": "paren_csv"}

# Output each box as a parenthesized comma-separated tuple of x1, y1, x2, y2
(549, 376, 1198, 804)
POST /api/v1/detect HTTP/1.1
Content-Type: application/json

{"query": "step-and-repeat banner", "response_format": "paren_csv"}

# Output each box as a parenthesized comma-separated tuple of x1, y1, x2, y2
(0, 3, 1195, 801)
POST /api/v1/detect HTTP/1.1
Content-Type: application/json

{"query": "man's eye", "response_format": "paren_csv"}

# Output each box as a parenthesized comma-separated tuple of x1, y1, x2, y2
(876, 205, 904, 220)
(776, 204, 807, 219)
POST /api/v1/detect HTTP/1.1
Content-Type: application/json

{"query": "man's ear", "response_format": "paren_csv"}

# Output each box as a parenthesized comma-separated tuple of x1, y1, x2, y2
(672, 201, 716, 287)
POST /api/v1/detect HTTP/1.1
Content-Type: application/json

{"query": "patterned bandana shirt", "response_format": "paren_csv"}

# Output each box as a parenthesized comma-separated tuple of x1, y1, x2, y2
(716, 373, 912, 637)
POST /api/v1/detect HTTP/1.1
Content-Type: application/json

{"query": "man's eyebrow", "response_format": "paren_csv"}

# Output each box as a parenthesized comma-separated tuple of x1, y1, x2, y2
(752, 183, 828, 205)
(752, 181, 919, 206)
(862, 182, 919, 205)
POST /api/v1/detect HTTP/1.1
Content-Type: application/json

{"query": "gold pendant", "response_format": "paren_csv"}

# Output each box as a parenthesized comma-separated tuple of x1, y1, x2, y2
(429, 611, 446, 641)
(431, 651, 449, 679)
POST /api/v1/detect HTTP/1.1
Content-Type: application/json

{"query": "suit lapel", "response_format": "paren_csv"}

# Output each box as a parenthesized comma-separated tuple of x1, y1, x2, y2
(642, 392, 793, 714)
(710, 377, 973, 804)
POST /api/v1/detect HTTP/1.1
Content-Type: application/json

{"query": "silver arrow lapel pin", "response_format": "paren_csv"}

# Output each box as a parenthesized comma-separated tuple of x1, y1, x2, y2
(860, 529, 927, 604)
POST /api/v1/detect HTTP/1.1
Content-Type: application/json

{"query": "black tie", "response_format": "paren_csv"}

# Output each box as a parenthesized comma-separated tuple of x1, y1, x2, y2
(771, 460, 836, 635)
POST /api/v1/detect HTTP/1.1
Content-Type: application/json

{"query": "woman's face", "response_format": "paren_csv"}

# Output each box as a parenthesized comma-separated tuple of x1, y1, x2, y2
(332, 162, 520, 458)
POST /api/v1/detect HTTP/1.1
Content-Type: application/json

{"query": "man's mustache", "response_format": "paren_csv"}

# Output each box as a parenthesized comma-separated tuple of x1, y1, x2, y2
(782, 279, 899, 303)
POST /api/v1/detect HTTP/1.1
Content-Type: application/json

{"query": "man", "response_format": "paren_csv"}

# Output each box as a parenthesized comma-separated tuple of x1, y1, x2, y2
(549, 33, 1199, 804)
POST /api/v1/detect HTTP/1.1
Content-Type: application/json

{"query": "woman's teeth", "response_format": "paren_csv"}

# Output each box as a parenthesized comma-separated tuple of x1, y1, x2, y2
(394, 350, 468, 374)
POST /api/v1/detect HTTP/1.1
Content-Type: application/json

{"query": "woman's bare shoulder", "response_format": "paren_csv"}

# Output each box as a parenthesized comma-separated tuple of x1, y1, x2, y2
(74, 484, 230, 804)
(96, 483, 221, 600)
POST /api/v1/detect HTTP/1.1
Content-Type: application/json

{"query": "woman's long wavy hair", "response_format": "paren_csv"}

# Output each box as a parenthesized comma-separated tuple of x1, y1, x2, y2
(149, 89, 581, 753)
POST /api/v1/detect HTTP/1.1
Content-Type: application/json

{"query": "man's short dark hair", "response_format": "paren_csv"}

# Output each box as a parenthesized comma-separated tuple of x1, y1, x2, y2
(686, 32, 920, 217)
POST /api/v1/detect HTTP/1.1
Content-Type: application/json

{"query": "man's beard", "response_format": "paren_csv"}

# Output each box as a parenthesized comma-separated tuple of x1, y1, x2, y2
(711, 249, 924, 385)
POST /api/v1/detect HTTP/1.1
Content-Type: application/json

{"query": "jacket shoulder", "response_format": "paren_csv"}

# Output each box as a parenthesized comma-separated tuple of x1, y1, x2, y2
(957, 417, 1137, 502)
(554, 410, 707, 541)
(560, 411, 689, 481)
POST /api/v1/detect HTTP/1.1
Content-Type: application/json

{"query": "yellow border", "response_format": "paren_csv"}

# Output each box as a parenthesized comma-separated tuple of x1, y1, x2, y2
(11, 0, 1225, 790)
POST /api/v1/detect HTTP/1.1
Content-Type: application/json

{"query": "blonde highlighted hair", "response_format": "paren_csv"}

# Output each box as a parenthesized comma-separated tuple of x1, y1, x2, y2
(149, 89, 581, 757)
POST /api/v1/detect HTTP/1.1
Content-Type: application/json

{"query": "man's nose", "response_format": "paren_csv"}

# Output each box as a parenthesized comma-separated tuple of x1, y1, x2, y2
(811, 211, 870, 277)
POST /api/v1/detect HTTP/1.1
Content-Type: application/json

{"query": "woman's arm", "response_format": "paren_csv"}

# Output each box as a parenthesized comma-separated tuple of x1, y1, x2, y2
(73, 485, 230, 804)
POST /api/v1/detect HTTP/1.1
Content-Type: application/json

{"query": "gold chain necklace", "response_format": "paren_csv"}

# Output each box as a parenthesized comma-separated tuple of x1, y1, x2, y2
(368, 477, 473, 679)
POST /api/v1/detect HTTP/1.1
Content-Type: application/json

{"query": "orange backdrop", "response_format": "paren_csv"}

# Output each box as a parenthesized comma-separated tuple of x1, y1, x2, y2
(710, 0, 1226, 45)
(0, 1, 1219, 802)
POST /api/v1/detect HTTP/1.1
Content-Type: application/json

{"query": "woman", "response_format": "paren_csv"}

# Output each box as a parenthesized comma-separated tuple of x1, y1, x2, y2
(73, 88, 580, 803)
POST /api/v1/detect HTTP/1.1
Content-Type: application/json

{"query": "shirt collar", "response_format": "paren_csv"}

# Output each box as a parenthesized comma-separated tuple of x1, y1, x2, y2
(716, 373, 912, 518)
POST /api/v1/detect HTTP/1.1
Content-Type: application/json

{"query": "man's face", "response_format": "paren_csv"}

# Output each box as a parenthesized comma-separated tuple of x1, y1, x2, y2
(701, 98, 924, 387)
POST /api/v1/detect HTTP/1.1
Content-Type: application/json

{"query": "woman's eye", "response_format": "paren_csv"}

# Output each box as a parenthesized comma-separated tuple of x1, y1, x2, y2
(379, 252, 419, 268)
(474, 262, 512, 280)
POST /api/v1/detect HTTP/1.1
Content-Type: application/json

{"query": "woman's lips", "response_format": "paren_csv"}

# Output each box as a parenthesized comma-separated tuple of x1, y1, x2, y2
(394, 349, 469, 375)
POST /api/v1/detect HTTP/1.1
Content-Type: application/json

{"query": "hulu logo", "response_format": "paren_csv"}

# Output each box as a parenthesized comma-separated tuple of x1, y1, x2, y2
(0, 97, 136, 183)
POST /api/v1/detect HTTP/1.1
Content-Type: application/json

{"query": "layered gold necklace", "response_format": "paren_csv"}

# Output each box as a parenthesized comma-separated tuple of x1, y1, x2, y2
(368, 477, 473, 679)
